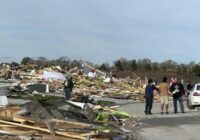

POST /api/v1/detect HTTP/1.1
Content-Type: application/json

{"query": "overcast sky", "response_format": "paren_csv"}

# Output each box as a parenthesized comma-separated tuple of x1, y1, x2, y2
(0, 0, 200, 64)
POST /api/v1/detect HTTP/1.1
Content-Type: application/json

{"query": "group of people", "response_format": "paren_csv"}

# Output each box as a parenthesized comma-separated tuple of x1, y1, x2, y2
(144, 76, 189, 115)
(63, 72, 191, 115)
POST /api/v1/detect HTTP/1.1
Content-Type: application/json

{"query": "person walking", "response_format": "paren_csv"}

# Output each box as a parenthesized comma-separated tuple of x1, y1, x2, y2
(170, 78, 185, 113)
(144, 79, 154, 115)
(158, 77, 170, 114)
(64, 76, 74, 100)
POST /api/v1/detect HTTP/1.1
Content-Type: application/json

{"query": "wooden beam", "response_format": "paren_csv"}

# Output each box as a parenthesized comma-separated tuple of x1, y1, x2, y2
(13, 117, 35, 124)
(0, 119, 85, 139)
(45, 120, 55, 136)
(51, 119, 91, 127)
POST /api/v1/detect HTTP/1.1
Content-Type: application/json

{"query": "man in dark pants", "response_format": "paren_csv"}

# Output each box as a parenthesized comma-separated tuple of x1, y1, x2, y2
(64, 76, 74, 100)
(170, 78, 185, 113)
(144, 79, 154, 115)
(186, 81, 193, 96)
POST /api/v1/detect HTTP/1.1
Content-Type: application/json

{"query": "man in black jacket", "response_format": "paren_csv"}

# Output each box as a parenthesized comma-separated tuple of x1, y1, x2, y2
(144, 79, 154, 115)
(170, 78, 185, 113)
(64, 76, 74, 100)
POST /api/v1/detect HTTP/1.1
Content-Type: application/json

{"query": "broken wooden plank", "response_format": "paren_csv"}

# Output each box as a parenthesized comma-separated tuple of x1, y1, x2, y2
(0, 128, 37, 136)
(45, 120, 55, 136)
(0, 119, 86, 139)
(0, 124, 15, 127)
(80, 131, 98, 137)
(13, 117, 35, 124)
(51, 119, 91, 127)
(0, 116, 35, 124)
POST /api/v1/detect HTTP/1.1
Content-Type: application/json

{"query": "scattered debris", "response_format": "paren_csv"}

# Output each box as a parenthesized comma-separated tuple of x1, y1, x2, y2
(0, 63, 148, 139)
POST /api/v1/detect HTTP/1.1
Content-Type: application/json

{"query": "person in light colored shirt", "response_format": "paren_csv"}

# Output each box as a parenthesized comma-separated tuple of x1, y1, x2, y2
(158, 77, 170, 114)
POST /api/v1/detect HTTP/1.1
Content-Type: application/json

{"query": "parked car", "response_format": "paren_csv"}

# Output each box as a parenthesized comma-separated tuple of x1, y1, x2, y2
(188, 83, 200, 109)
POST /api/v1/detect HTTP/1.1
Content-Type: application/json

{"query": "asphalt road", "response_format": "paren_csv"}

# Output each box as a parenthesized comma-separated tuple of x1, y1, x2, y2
(118, 100, 200, 140)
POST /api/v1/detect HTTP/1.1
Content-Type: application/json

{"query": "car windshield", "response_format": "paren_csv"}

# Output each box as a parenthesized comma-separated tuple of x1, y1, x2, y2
(196, 85, 200, 90)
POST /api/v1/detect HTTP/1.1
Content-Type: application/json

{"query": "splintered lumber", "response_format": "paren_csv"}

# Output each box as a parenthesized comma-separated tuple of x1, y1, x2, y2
(45, 120, 55, 136)
(0, 119, 86, 139)
(0, 106, 21, 118)
(103, 108, 116, 113)
(80, 131, 98, 137)
(0, 125, 17, 128)
(0, 129, 37, 135)
(13, 117, 35, 124)
(93, 105, 103, 110)
(0, 116, 35, 124)
(51, 119, 91, 127)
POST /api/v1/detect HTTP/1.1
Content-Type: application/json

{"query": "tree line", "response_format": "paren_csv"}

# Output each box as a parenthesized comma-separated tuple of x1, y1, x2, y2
(18, 56, 200, 74)
(100, 58, 200, 74)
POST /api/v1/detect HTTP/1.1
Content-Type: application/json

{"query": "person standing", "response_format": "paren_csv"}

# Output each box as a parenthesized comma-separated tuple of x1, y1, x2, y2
(144, 79, 154, 115)
(158, 77, 170, 114)
(170, 78, 185, 113)
(64, 76, 74, 100)
(186, 81, 193, 96)
(170, 77, 175, 87)
(186, 81, 193, 108)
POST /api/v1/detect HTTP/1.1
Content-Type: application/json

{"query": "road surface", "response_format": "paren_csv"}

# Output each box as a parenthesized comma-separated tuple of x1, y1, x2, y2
(118, 99, 200, 140)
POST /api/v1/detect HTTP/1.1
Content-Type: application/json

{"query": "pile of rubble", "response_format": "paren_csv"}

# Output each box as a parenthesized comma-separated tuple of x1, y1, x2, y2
(0, 63, 148, 139)
(0, 99, 137, 140)
(1, 63, 151, 101)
